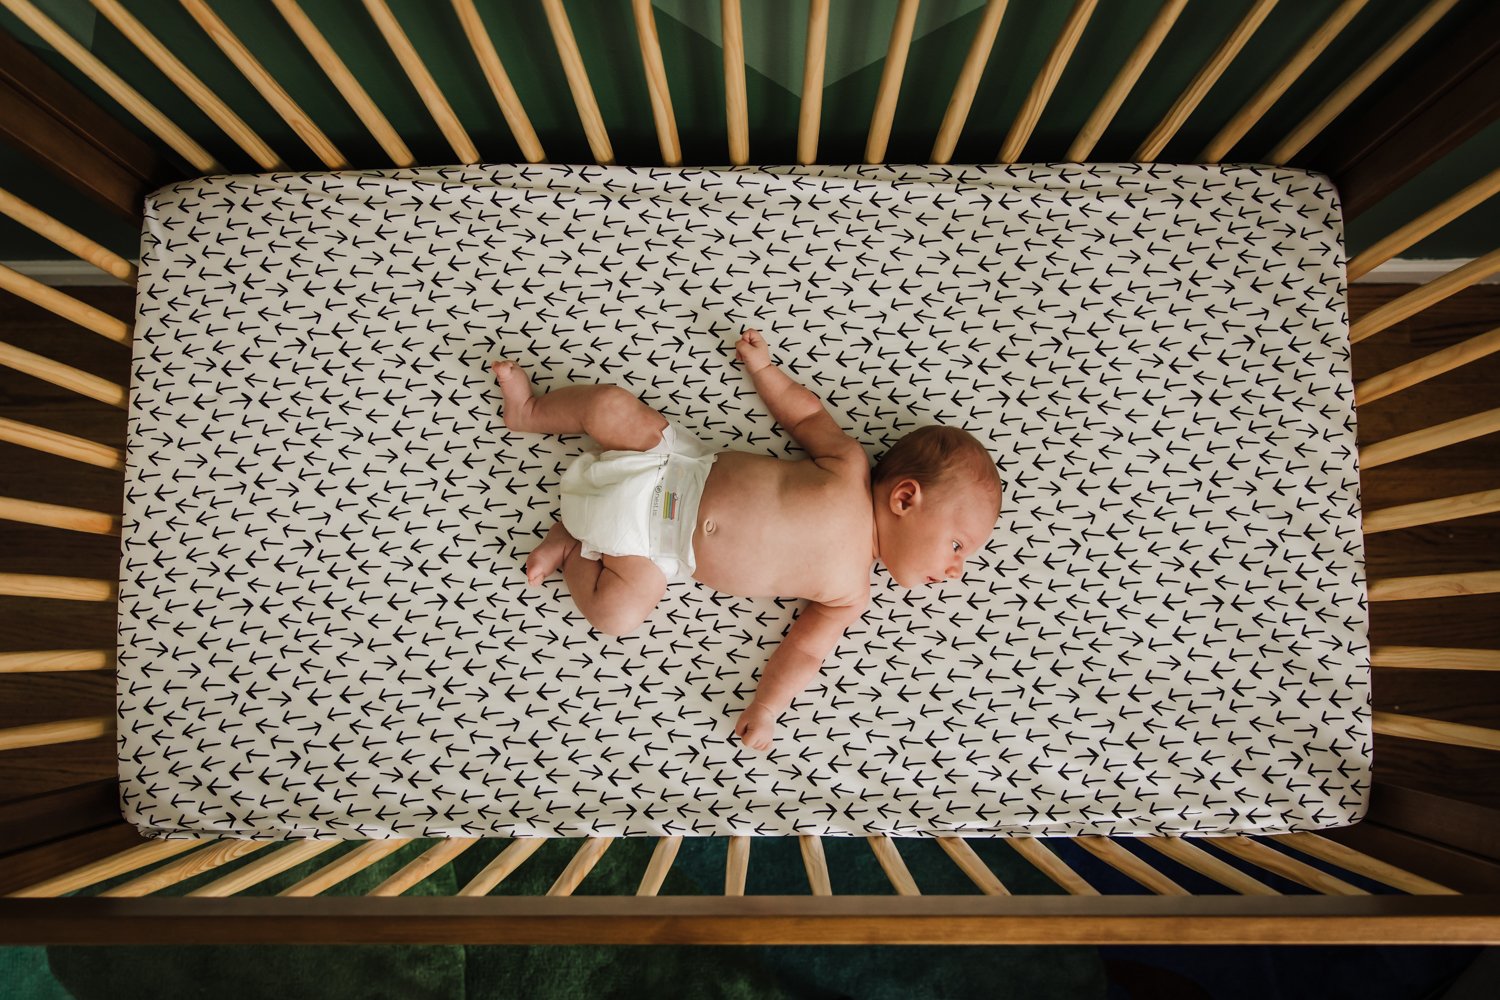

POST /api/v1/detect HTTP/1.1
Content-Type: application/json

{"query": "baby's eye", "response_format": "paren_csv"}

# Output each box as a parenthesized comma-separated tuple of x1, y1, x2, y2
(951, 540, 962, 553)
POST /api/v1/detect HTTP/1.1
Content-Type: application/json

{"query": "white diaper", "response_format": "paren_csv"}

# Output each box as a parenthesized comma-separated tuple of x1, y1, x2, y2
(558, 423, 717, 584)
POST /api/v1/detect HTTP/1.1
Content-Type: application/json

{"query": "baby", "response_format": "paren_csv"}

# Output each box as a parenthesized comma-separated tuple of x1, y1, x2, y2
(492, 329, 1002, 752)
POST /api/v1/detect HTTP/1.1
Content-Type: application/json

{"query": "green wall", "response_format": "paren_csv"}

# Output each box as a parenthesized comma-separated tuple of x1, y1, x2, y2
(0, 0, 1494, 262)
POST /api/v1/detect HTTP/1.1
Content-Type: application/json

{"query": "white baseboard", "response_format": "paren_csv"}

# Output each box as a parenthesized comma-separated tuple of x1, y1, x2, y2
(2, 257, 1494, 287)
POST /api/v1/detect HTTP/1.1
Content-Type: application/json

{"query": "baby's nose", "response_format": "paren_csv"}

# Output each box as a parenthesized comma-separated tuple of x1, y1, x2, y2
(945, 562, 963, 580)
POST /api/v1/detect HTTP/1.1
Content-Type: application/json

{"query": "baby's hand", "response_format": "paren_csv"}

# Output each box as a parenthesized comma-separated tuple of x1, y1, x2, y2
(734, 328, 773, 373)
(733, 702, 777, 753)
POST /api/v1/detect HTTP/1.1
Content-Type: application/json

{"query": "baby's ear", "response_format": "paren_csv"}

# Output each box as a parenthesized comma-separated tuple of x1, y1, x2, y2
(889, 478, 920, 515)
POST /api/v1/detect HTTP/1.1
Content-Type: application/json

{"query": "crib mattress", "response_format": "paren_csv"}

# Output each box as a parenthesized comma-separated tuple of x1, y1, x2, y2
(120, 162, 1369, 840)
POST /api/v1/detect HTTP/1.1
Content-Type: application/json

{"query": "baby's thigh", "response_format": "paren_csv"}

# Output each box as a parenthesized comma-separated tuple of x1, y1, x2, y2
(595, 555, 668, 633)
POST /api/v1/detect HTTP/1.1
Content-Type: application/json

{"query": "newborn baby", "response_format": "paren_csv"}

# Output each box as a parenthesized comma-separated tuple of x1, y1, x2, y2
(492, 329, 1002, 752)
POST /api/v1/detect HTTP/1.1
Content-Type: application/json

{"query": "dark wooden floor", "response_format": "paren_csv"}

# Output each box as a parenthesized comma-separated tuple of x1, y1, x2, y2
(2, 284, 1497, 808)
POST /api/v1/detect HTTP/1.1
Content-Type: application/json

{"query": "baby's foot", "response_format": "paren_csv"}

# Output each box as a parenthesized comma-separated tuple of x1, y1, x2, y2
(492, 359, 536, 432)
(525, 522, 577, 587)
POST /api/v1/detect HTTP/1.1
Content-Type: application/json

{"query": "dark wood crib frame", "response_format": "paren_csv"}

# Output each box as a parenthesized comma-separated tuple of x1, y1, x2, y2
(1, 0, 1498, 945)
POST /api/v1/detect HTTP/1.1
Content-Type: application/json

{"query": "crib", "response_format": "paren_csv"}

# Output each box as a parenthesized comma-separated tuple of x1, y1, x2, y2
(1, 0, 1498, 945)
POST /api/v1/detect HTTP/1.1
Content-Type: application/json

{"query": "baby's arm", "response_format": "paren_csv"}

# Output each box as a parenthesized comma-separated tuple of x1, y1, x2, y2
(735, 329, 862, 465)
(734, 596, 867, 752)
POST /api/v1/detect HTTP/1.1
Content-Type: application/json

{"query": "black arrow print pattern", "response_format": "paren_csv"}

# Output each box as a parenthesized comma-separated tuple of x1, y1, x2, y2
(118, 162, 1368, 840)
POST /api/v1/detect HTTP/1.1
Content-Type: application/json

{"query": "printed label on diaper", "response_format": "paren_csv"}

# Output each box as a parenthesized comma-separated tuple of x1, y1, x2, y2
(650, 478, 678, 522)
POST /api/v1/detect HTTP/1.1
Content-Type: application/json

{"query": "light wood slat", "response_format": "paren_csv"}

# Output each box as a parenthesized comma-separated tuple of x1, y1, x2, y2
(278, 839, 411, 897)
(636, 836, 682, 896)
(998, 0, 1097, 163)
(0, 574, 115, 602)
(1351, 250, 1500, 344)
(0, 341, 127, 407)
(931, 0, 1008, 164)
(367, 838, 477, 896)
(0, 187, 135, 282)
(865, 0, 921, 164)
(1369, 570, 1500, 602)
(725, 836, 750, 896)
(629, 0, 679, 167)
(100, 840, 269, 897)
(1076, 836, 1188, 896)
(1198, 0, 1368, 162)
(271, 0, 414, 166)
(186, 841, 339, 898)
(0, 649, 113, 673)
(1066, 0, 1185, 161)
(0, 0, 220, 172)
(0, 716, 111, 753)
(1266, 0, 1463, 163)
(88, 0, 282, 169)
(1210, 837, 1367, 895)
(362, 0, 477, 164)
(547, 837, 613, 897)
(456, 838, 545, 897)
(797, 0, 830, 165)
(936, 838, 1009, 895)
(1370, 646, 1500, 671)
(178, 0, 347, 169)
(1363, 488, 1500, 534)
(0, 496, 118, 535)
(1140, 838, 1278, 895)
(1134, 0, 1277, 161)
(7, 839, 204, 898)
(1007, 838, 1099, 895)
(0, 417, 123, 470)
(539, 0, 613, 165)
(1356, 327, 1500, 406)
(453, 0, 542, 163)
(1271, 833, 1457, 895)
(867, 836, 920, 896)
(1360, 408, 1500, 470)
(0, 264, 131, 344)
(799, 835, 832, 896)
(722, 0, 748, 166)
(1348, 168, 1500, 281)
(1374, 711, 1500, 752)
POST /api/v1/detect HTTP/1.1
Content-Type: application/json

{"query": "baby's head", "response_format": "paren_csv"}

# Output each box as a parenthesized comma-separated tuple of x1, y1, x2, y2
(870, 425, 1002, 588)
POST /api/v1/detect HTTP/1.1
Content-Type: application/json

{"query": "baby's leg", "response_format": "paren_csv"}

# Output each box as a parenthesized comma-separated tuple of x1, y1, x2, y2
(526, 521, 667, 636)
(493, 360, 667, 452)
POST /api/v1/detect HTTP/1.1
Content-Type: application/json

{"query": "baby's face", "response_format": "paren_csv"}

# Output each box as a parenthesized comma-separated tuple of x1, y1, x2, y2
(881, 480, 998, 588)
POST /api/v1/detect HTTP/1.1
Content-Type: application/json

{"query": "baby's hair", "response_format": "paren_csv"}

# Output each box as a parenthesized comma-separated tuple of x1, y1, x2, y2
(872, 425, 1003, 513)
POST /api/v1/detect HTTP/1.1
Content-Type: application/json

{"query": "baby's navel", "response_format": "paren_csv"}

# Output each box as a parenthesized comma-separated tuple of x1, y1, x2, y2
(703, 518, 716, 535)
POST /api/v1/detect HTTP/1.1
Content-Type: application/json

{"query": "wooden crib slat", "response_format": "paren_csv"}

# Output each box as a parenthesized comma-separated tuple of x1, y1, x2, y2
(797, 0, 830, 166)
(456, 837, 545, 897)
(1006, 838, 1099, 895)
(0, 497, 118, 536)
(8, 838, 204, 898)
(930, 0, 1008, 165)
(278, 839, 411, 897)
(0, 574, 115, 602)
(178, 0, 347, 169)
(799, 835, 832, 896)
(1348, 168, 1500, 281)
(361, 0, 477, 164)
(1271, 833, 1458, 896)
(0, 649, 113, 673)
(1198, 0, 1368, 162)
(547, 837, 613, 897)
(629, 0, 680, 168)
(1141, 838, 1278, 896)
(451, 0, 542, 164)
(997, 0, 1097, 164)
(1351, 250, 1500, 344)
(1360, 408, 1500, 470)
(1210, 838, 1367, 895)
(88, 0, 283, 170)
(0, 0, 221, 172)
(0, 417, 123, 470)
(1373, 711, 1500, 752)
(539, 0, 614, 166)
(867, 836, 920, 896)
(0, 186, 136, 282)
(636, 836, 682, 896)
(1066, 0, 1185, 162)
(0, 342, 127, 408)
(936, 837, 1010, 896)
(0, 264, 131, 344)
(367, 838, 477, 897)
(722, 0, 749, 166)
(1356, 327, 1500, 407)
(725, 836, 750, 896)
(185, 841, 339, 898)
(99, 840, 269, 897)
(1266, 0, 1463, 164)
(1370, 646, 1500, 671)
(0, 717, 111, 753)
(1363, 488, 1500, 535)
(1367, 570, 1500, 602)
(1076, 836, 1189, 896)
(271, 0, 414, 167)
(1134, 0, 1277, 162)
(865, 0, 920, 164)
